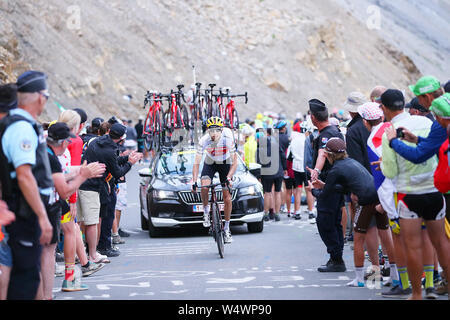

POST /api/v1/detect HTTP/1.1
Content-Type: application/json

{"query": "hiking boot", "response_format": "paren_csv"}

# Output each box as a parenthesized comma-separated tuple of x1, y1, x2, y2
(98, 246, 120, 257)
(118, 228, 130, 237)
(318, 260, 346, 272)
(224, 229, 233, 244)
(61, 279, 89, 292)
(263, 213, 270, 222)
(112, 234, 125, 245)
(82, 261, 105, 277)
(382, 285, 412, 299)
(269, 212, 275, 220)
(274, 213, 281, 222)
(424, 287, 439, 300)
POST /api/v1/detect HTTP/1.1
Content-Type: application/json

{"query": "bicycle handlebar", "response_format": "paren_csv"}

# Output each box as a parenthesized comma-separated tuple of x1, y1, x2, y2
(192, 181, 232, 194)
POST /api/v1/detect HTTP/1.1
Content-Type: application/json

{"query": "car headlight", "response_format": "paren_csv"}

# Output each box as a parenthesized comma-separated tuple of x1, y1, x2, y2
(239, 185, 258, 196)
(153, 190, 178, 200)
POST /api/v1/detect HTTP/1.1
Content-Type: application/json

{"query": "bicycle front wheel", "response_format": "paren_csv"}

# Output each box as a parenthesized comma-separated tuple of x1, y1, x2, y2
(211, 202, 224, 259)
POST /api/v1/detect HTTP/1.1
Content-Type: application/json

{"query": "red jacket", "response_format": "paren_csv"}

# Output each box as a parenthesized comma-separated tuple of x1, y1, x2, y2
(67, 135, 84, 203)
(434, 139, 450, 193)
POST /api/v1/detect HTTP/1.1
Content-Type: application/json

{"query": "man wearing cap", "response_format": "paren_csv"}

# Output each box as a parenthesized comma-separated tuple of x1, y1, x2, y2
(42, 122, 105, 296)
(343, 92, 371, 172)
(0, 71, 53, 299)
(78, 123, 141, 260)
(311, 137, 391, 285)
(386, 76, 447, 165)
(307, 99, 346, 272)
(360, 102, 409, 297)
(407, 97, 433, 121)
(380, 88, 449, 300)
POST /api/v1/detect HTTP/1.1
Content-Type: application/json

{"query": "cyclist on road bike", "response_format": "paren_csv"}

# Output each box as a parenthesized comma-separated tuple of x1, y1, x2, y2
(192, 116, 238, 243)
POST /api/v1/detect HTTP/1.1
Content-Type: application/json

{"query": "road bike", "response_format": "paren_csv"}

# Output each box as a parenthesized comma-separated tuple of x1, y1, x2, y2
(143, 91, 166, 152)
(194, 181, 232, 259)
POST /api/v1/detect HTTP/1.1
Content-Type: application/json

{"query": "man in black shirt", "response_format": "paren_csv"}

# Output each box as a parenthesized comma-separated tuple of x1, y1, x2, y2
(45, 122, 105, 296)
(307, 99, 346, 272)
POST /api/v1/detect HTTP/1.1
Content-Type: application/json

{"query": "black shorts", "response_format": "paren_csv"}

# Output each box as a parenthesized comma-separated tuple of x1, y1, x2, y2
(284, 178, 296, 190)
(46, 202, 62, 245)
(397, 192, 446, 221)
(262, 177, 283, 193)
(201, 162, 231, 184)
(294, 171, 307, 187)
(353, 203, 389, 234)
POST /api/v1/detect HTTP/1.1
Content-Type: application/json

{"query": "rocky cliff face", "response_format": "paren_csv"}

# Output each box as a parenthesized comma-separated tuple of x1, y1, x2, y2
(1, 0, 422, 122)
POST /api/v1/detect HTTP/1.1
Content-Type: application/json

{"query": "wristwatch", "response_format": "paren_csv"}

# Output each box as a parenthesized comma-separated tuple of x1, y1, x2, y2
(314, 168, 321, 175)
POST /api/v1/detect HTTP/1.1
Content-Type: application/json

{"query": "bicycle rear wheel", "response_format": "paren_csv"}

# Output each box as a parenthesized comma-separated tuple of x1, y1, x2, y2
(211, 202, 224, 258)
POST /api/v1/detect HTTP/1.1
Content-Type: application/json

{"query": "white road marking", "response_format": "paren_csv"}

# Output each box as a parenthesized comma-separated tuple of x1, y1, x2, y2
(172, 280, 184, 286)
(207, 277, 255, 284)
(206, 287, 237, 292)
(271, 276, 305, 282)
(97, 282, 151, 290)
(161, 289, 189, 294)
(245, 286, 274, 289)
(129, 292, 155, 297)
(84, 294, 110, 299)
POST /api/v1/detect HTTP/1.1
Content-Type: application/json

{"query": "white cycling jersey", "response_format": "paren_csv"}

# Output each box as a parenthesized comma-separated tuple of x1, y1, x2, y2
(197, 127, 235, 163)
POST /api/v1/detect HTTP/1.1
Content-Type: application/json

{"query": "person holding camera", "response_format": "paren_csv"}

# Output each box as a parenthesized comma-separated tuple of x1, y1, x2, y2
(380, 89, 450, 300)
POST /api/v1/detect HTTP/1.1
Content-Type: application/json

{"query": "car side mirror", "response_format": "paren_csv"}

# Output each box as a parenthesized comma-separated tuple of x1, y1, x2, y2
(138, 168, 152, 178)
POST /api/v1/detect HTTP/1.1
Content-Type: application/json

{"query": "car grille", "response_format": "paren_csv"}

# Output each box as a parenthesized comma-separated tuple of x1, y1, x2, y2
(179, 189, 237, 205)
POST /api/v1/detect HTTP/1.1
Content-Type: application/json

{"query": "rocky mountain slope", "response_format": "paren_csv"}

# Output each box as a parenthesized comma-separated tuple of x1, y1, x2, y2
(0, 0, 424, 122)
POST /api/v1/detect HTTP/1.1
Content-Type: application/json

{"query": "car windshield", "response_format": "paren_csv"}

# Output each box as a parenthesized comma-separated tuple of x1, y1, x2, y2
(156, 149, 246, 176)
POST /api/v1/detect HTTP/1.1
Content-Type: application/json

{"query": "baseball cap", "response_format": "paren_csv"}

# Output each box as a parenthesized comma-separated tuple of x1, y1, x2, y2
(91, 117, 104, 129)
(109, 123, 127, 140)
(108, 116, 119, 125)
(407, 97, 428, 113)
(430, 93, 450, 119)
(409, 76, 441, 96)
(72, 108, 87, 124)
(342, 92, 368, 112)
(325, 137, 346, 154)
(357, 102, 384, 120)
(47, 122, 76, 141)
(16, 71, 48, 93)
(380, 89, 405, 110)
(0, 83, 18, 112)
(309, 99, 327, 112)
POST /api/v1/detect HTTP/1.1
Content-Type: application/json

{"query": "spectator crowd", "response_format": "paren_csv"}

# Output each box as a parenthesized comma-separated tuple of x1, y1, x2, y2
(0, 69, 449, 301)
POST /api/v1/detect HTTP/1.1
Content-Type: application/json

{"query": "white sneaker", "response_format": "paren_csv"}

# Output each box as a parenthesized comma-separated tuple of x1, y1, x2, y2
(346, 278, 365, 287)
(224, 229, 233, 243)
(203, 208, 211, 228)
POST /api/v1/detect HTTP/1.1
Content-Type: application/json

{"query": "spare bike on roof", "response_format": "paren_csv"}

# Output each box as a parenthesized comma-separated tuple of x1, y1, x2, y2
(141, 82, 248, 152)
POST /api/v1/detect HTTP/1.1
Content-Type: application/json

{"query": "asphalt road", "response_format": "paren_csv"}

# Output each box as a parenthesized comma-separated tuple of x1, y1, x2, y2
(52, 164, 446, 301)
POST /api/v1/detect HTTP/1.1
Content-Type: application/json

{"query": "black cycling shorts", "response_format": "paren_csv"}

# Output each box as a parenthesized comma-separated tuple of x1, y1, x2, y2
(262, 177, 283, 193)
(294, 171, 307, 188)
(201, 163, 231, 184)
(284, 177, 296, 190)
